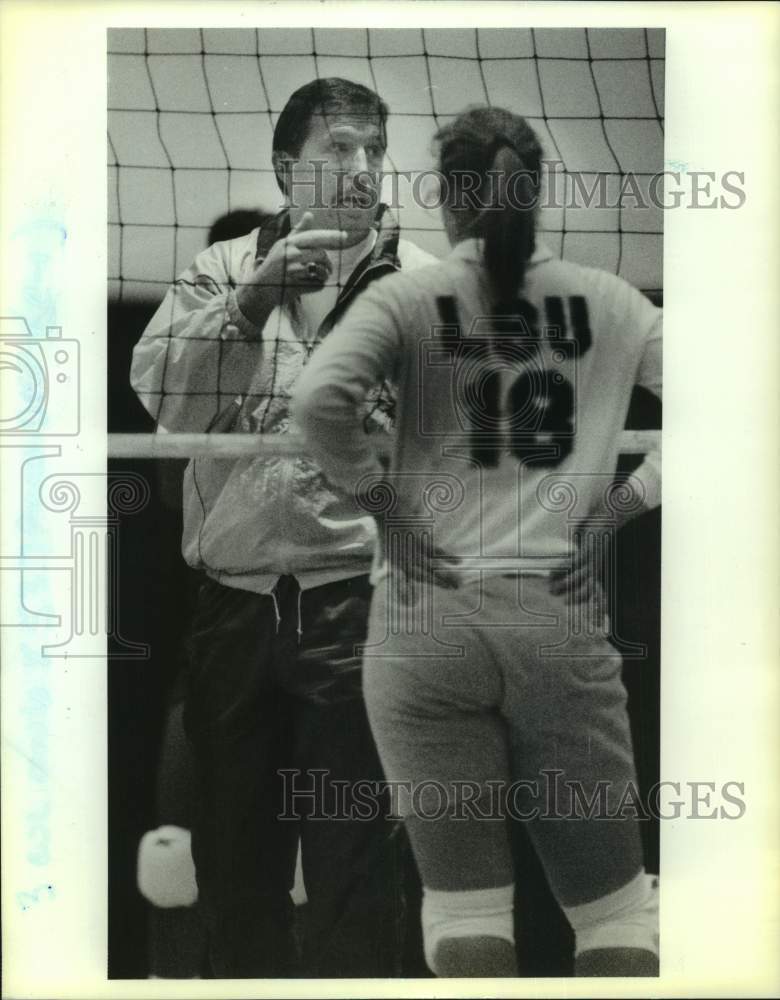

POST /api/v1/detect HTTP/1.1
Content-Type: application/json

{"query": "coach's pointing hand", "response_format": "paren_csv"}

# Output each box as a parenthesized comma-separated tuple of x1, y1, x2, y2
(236, 212, 349, 325)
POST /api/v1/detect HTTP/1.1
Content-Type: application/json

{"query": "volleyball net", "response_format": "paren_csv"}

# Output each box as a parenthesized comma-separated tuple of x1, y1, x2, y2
(107, 27, 663, 460)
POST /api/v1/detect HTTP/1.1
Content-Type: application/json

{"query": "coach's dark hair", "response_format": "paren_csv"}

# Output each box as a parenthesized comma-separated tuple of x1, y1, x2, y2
(435, 106, 542, 306)
(272, 78, 389, 194)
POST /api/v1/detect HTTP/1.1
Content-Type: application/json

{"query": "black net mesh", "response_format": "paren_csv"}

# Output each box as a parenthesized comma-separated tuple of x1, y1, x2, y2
(109, 27, 664, 298)
(109, 27, 663, 436)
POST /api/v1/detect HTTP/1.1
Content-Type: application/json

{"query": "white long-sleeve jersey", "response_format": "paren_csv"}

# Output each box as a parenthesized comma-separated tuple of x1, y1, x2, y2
(295, 238, 661, 575)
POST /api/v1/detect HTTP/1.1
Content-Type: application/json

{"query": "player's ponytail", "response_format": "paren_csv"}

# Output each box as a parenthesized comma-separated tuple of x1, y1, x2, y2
(435, 108, 542, 306)
(481, 141, 537, 306)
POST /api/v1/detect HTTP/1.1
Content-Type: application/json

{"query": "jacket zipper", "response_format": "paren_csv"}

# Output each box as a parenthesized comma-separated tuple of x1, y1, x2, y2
(272, 256, 400, 568)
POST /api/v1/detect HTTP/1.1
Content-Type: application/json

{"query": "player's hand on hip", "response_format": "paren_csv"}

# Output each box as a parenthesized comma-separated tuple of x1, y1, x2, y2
(388, 527, 461, 605)
(357, 471, 461, 602)
(236, 212, 349, 322)
(549, 523, 602, 605)
(549, 520, 611, 633)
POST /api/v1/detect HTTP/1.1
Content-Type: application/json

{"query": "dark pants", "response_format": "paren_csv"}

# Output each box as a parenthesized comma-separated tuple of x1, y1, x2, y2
(182, 573, 421, 978)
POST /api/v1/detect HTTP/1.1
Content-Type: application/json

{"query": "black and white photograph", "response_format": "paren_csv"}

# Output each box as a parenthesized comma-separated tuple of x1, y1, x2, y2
(1, 3, 778, 998)
(107, 23, 664, 981)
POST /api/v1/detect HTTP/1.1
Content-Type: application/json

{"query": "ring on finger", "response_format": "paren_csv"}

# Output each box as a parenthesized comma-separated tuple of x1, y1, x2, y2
(306, 261, 320, 279)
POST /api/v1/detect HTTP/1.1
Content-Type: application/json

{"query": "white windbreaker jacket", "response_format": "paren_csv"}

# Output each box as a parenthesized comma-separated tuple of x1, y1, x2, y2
(131, 207, 436, 593)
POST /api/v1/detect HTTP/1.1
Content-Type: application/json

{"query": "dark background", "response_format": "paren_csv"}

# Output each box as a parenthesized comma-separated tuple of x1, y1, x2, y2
(107, 296, 661, 979)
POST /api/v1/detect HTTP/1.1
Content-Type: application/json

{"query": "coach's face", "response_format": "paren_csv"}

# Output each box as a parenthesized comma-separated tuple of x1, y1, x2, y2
(284, 112, 386, 246)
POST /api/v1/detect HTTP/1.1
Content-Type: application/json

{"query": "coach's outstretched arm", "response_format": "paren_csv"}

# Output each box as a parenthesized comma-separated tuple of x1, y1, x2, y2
(130, 240, 268, 433)
(131, 213, 347, 433)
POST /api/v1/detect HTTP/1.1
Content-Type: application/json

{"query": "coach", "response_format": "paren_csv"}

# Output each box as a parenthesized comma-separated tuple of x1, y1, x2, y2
(131, 77, 435, 977)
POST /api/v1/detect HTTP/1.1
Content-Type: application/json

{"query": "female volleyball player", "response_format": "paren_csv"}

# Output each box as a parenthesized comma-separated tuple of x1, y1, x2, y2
(294, 106, 662, 978)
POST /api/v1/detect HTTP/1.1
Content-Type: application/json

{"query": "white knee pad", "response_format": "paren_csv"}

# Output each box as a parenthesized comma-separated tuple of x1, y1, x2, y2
(137, 825, 198, 909)
(422, 884, 515, 973)
(563, 870, 659, 957)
